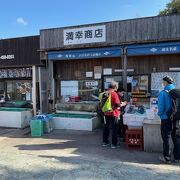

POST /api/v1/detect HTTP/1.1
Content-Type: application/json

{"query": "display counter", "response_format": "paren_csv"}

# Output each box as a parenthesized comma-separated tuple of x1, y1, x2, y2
(0, 108, 32, 128)
(123, 109, 164, 152)
(51, 112, 100, 131)
(54, 102, 100, 131)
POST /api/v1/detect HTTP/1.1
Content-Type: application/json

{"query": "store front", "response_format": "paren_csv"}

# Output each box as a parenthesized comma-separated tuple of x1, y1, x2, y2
(40, 14, 180, 111)
(39, 14, 180, 149)
(48, 47, 122, 104)
(0, 68, 32, 102)
(121, 42, 180, 108)
(0, 36, 41, 114)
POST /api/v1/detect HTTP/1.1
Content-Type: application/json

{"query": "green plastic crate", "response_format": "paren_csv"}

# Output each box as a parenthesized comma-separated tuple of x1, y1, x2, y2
(31, 120, 43, 137)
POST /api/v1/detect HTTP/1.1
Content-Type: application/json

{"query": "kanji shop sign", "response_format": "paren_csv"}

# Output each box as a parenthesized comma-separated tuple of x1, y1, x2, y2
(63, 25, 106, 45)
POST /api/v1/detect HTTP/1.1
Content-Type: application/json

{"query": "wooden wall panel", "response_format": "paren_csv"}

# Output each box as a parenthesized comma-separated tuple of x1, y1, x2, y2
(55, 57, 122, 80)
(127, 54, 180, 74)
(40, 15, 180, 50)
(54, 54, 180, 80)
(0, 36, 40, 67)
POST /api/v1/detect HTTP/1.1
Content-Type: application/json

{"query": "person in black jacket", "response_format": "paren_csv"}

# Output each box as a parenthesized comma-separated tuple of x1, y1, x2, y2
(117, 87, 127, 141)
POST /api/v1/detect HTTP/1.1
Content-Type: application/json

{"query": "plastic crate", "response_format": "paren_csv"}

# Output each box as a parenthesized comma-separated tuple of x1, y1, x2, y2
(30, 120, 43, 137)
(125, 128, 143, 151)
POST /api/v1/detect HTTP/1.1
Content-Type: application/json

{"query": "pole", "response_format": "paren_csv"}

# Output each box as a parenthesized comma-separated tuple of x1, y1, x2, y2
(48, 60, 55, 112)
(32, 65, 37, 115)
(122, 47, 128, 97)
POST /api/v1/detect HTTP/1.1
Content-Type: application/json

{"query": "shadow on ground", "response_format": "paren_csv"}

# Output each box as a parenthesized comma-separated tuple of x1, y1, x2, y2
(13, 129, 163, 165)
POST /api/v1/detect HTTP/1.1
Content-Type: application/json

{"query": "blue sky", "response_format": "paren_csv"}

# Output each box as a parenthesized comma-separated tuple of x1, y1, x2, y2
(0, 0, 170, 39)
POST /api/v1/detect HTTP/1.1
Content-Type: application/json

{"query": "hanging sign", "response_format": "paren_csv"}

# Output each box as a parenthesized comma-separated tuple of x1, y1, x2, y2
(48, 47, 121, 60)
(127, 42, 180, 56)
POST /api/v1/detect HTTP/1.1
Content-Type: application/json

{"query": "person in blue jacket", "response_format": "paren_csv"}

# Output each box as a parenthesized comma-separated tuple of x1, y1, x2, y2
(158, 76, 175, 163)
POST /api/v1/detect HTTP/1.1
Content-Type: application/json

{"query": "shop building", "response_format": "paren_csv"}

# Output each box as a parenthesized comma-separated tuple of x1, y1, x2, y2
(0, 36, 42, 114)
(39, 14, 180, 110)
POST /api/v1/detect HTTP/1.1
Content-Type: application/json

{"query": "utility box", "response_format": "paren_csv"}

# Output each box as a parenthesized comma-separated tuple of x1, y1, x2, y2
(143, 119, 163, 152)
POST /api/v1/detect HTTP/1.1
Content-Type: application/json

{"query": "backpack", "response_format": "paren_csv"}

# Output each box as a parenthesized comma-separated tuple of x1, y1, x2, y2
(166, 89, 180, 121)
(99, 91, 113, 113)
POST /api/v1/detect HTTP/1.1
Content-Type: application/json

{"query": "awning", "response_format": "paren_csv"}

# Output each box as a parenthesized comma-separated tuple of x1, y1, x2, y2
(48, 46, 121, 60)
(127, 42, 180, 56)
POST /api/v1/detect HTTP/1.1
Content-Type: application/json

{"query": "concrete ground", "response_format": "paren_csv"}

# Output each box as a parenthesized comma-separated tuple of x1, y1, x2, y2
(0, 128, 179, 180)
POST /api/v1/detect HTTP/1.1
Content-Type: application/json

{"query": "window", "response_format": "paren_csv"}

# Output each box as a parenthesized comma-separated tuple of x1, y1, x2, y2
(6, 81, 32, 101)
(103, 76, 123, 90)
(61, 81, 78, 97)
(131, 75, 148, 93)
(60, 80, 101, 102)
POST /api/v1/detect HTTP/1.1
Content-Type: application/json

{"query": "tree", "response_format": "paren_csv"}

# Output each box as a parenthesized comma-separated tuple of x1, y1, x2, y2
(159, 0, 180, 15)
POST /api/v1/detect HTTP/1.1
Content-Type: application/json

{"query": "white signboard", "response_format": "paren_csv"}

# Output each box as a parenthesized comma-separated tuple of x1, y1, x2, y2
(86, 72, 93, 78)
(103, 68, 112, 75)
(61, 81, 78, 96)
(85, 81, 98, 87)
(64, 25, 106, 45)
(94, 73, 101, 79)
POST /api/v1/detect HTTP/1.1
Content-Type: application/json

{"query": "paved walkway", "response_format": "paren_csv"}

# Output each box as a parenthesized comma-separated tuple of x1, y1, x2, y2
(0, 128, 179, 179)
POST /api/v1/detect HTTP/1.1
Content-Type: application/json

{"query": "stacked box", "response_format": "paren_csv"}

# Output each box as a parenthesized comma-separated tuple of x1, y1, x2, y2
(31, 120, 43, 137)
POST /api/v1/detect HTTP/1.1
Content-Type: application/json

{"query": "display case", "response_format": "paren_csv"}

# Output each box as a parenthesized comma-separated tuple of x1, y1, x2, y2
(60, 80, 101, 102)
(7, 81, 32, 101)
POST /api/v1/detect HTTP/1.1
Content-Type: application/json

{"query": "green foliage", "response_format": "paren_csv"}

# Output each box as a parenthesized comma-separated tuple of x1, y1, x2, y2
(159, 0, 180, 15)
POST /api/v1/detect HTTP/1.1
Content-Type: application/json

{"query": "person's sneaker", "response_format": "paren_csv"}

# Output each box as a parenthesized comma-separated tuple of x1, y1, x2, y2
(119, 137, 124, 142)
(111, 144, 120, 149)
(174, 159, 180, 163)
(159, 156, 171, 164)
(102, 142, 111, 147)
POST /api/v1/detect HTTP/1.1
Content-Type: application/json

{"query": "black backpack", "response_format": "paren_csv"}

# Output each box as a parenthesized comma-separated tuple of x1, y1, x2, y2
(166, 89, 180, 121)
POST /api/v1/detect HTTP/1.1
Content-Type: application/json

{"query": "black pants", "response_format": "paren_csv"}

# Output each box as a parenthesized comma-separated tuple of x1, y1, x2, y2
(161, 119, 180, 160)
(118, 114, 126, 139)
(161, 120, 172, 158)
(172, 120, 180, 160)
(103, 115, 118, 146)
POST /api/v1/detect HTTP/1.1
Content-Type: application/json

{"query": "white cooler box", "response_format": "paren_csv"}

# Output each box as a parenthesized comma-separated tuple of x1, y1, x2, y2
(0, 110, 32, 128)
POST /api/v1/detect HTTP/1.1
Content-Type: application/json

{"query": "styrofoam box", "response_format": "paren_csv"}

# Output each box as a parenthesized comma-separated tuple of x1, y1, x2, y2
(124, 113, 146, 127)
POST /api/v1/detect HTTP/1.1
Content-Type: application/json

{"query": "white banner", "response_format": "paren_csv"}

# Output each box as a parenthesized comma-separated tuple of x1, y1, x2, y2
(64, 25, 106, 45)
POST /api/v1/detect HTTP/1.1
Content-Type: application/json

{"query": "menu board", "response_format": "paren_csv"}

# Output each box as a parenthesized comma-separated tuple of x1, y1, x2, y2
(0, 68, 32, 78)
